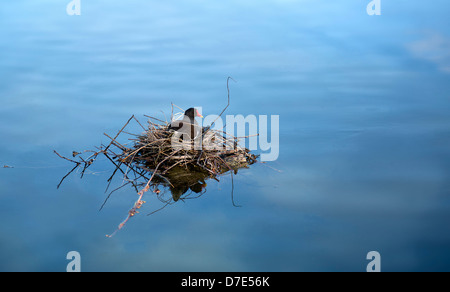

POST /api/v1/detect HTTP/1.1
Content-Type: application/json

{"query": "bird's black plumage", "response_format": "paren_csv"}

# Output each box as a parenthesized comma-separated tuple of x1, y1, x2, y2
(169, 108, 203, 140)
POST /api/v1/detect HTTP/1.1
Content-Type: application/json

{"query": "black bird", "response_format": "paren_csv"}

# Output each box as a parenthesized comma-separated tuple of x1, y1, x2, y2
(168, 107, 203, 140)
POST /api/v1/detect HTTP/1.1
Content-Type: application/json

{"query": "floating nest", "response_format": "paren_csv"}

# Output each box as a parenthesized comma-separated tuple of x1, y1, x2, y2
(55, 112, 258, 236)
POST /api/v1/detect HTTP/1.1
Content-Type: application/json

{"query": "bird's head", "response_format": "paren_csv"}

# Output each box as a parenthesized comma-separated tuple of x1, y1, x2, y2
(185, 107, 203, 119)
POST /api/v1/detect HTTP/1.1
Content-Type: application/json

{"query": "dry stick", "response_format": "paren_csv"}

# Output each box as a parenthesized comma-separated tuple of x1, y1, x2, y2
(103, 152, 127, 179)
(133, 115, 147, 131)
(106, 160, 124, 185)
(122, 131, 141, 138)
(160, 110, 168, 124)
(171, 103, 185, 115)
(103, 133, 128, 151)
(203, 76, 235, 135)
(104, 115, 135, 152)
(53, 150, 80, 164)
(79, 158, 94, 179)
(54, 150, 82, 188)
(57, 164, 79, 189)
(121, 139, 165, 162)
(143, 115, 168, 125)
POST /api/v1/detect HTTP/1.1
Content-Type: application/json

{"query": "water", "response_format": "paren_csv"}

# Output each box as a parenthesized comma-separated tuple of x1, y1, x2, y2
(1, 0, 450, 271)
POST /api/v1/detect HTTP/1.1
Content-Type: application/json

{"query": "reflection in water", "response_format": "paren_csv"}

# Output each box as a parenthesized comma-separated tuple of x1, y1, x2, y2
(55, 113, 258, 236)
(153, 163, 251, 205)
(158, 166, 210, 202)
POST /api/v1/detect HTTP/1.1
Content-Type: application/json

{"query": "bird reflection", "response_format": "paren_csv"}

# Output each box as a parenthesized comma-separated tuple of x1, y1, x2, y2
(153, 166, 212, 202)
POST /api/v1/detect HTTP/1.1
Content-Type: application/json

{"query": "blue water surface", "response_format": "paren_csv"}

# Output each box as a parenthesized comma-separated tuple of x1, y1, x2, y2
(0, 0, 449, 271)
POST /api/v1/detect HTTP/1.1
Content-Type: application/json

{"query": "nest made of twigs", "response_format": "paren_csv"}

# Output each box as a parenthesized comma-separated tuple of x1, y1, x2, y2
(121, 118, 258, 178)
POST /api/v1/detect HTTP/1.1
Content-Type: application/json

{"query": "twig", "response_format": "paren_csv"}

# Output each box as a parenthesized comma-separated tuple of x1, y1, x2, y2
(203, 77, 236, 135)
(133, 115, 147, 131)
(104, 115, 135, 152)
(230, 171, 241, 207)
(57, 164, 79, 189)
(54, 150, 80, 164)
(144, 115, 169, 125)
